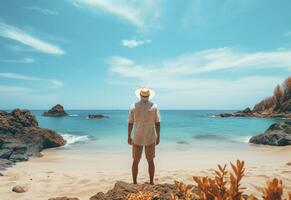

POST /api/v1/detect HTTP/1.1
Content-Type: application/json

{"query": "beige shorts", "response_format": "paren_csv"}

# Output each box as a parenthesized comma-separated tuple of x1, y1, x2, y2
(132, 143, 155, 160)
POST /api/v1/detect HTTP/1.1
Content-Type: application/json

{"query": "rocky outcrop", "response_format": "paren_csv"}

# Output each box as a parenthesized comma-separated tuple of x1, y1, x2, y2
(0, 109, 65, 170)
(89, 181, 193, 200)
(249, 121, 291, 146)
(43, 104, 68, 117)
(88, 114, 108, 119)
(212, 77, 291, 119)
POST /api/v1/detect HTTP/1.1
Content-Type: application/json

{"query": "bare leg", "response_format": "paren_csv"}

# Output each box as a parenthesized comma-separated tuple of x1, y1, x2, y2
(132, 158, 140, 184)
(147, 158, 155, 185)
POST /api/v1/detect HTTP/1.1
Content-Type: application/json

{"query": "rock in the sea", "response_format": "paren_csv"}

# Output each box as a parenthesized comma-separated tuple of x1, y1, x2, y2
(88, 114, 108, 119)
(43, 104, 68, 117)
(89, 181, 194, 200)
(0, 109, 66, 170)
(48, 197, 80, 200)
(219, 113, 233, 117)
(12, 185, 26, 193)
(249, 121, 291, 146)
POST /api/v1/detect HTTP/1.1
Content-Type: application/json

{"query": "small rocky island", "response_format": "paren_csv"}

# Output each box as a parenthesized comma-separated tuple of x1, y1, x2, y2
(88, 114, 109, 119)
(0, 109, 65, 170)
(213, 77, 291, 119)
(43, 104, 68, 117)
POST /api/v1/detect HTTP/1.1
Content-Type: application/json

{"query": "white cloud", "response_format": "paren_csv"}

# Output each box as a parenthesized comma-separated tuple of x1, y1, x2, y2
(0, 72, 64, 89)
(284, 31, 291, 37)
(70, 0, 161, 29)
(121, 39, 151, 48)
(107, 48, 290, 108)
(0, 22, 65, 55)
(50, 80, 64, 88)
(0, 57, 35, 64)
(109, 48, 291, 82)
(25, 6, 59, 15)
(0, 85, 31, 95)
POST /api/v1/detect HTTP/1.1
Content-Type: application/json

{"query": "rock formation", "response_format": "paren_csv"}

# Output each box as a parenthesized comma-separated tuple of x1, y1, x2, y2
(43, 104, 68, 117)
(0, 109, 65, 170)
(88, 114, 108, 119)
(89, 181, 192, 200)
(213, 77, 291, 118)
(249, 121, 291, 146)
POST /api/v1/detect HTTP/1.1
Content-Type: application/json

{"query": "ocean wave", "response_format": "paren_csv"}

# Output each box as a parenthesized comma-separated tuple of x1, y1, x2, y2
(60, 133, 90, 146)
(242, 136, 252, 143)
(69, 114, 78, 117)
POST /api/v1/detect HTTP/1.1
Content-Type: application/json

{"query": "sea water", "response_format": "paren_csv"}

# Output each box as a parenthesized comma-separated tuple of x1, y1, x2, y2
(30, 110, 283, 154)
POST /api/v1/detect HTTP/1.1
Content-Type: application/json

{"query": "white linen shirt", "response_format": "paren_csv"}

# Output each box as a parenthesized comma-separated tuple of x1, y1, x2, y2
(128, 100, 161, 146)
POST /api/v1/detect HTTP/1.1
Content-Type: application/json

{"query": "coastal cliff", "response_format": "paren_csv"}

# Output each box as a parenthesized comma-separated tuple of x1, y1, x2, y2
(215, 77, 291, 118)
(0, 109, 65, 170)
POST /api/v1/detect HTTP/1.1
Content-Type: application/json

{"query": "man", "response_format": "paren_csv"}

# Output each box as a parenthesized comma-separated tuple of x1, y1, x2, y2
(128, 87, 161, 185)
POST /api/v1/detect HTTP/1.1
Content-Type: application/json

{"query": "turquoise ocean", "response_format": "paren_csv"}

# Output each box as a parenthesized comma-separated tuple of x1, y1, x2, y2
(28, 110, 283, 154)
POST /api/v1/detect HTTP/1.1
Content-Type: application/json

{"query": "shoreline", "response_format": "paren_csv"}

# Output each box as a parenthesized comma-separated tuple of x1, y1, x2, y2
(1, 145, 291, 199)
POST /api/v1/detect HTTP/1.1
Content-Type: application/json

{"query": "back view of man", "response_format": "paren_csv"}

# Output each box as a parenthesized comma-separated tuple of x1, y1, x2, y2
(128, 87, 161, 185)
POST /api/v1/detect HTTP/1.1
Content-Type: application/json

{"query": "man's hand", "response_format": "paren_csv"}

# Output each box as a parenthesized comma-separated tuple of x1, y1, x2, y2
(128, 137, 132, 145)
(156, 137, 160, 145)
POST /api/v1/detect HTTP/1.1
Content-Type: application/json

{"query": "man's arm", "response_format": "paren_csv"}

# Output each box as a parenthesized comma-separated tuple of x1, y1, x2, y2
(155, 122, 160, 145)
(128, 123, 133, 145)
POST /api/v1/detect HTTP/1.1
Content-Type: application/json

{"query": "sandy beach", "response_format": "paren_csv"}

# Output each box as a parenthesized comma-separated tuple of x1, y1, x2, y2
(1, 145, 291, 200)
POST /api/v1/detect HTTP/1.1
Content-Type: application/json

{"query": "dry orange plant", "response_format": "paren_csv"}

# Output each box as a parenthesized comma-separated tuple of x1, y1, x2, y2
(125, 160, 291, 200)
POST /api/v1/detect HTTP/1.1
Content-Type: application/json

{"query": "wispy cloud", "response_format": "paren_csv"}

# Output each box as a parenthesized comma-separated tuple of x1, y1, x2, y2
(121, 39, 151, 48)
(109, 48, 291, 82)
(25, 6, 59, 15)
(0, 72, 64, 88)
(284, 31, 291, 37)
(0, 57, 35, 64)
(0, 85, 31, 95)
(107, 48, 290, 108)
(70, 0, 161, 29)
(0, 22, 65, 55)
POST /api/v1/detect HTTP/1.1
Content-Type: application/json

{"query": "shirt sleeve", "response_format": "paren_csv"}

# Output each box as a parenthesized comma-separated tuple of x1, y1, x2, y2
(155, 106, 161, 123)
(128, 104, 135, 123)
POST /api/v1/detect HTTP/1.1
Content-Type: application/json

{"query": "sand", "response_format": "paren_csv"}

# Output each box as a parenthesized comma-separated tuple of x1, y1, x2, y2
(0, 145, 291, 200)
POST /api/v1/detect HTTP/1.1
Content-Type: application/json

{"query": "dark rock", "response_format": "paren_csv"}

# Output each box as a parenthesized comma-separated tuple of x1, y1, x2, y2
(0, 109, 65, 170)
(219, 113, 233, 117)
(12, 185, 26, 193)
(88, 114, 108, 119)
(249, 121, 291, 146)
(89, 181, 195, 200)
(0, 159, 14, 170)
(286, 162, 291, 166)
(0, 172, 3, 176)
(177, 140, 189, 144)
(43, 104, 68, 117)
(0, 149, 13, 159)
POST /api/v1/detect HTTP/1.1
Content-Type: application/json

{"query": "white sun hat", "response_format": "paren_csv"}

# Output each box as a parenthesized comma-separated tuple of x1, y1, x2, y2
(135, 87, 155, 100)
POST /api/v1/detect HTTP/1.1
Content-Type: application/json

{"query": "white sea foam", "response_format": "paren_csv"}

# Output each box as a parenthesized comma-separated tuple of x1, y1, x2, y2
(243, 136, 252, 143)
(60, 133, 90, 146)
(69, 114, 78, 117)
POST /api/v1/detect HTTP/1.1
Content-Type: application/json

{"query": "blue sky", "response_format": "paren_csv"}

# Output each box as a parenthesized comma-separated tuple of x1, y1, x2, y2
(0, 0, 290, 110)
